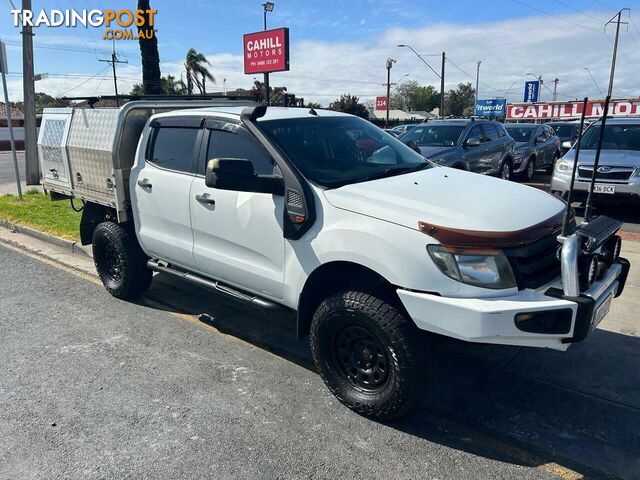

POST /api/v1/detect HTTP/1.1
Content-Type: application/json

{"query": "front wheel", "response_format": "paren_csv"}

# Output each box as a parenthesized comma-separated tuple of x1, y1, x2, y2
(545, 152, 560, 174)
(523, 157, 536, 181)
(92, 222, 152, 299)
(310, 290, 427, 420)
(499, 160, 512, 181)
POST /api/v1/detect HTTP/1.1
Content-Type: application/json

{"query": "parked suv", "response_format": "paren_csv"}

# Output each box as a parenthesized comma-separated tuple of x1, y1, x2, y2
(551, 117, 640, 205)
(398, 119, 516, 179)
(505, 123, 562, 180)
(548, 121, 581, 154)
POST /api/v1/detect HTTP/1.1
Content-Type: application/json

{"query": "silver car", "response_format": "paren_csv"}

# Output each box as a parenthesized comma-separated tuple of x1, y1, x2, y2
(551, 117, 640, 205)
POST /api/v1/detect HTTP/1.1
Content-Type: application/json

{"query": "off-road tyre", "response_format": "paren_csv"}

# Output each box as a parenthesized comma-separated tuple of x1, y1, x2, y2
(310, 290, 427, 420)
(92, 222, 152, 299)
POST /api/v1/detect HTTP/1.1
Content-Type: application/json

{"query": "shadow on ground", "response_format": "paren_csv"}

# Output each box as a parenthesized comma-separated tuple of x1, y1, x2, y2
(139, 272, 640, 479)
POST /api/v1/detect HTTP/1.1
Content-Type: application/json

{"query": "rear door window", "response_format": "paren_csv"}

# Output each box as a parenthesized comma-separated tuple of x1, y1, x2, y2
(481, 124, 499, 142)
(205, 129, 275, 175)
(149, 127, 199, 173)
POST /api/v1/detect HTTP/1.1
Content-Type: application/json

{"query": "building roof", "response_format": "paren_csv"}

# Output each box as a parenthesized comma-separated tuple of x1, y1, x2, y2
(0, 102, 24, 118)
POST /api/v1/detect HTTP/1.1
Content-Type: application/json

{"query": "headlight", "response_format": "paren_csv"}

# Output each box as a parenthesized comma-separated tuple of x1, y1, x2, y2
(555, 159, 574, 174)
(427, 245, 517, 289)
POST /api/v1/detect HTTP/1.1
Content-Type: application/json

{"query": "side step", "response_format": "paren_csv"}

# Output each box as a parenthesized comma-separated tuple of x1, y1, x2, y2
(147, 259, 282, 310)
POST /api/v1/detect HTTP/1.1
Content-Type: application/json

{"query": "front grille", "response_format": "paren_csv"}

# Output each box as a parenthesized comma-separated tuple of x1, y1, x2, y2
(578, 166, 634, 182)
(504, 234, 561, 290)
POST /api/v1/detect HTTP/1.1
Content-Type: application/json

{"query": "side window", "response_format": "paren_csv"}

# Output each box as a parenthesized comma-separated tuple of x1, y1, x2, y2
(465, 125, 483, 142)
(496, 124, 507, 137)
(482, 124, 499, 142)
(205, 129, 275, 176)
(149, 127, 199, 173)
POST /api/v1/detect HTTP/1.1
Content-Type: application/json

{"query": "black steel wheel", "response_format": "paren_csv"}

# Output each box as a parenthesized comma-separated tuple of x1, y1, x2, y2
(310, 290, 428, 420)
(92, 222, 152, 299)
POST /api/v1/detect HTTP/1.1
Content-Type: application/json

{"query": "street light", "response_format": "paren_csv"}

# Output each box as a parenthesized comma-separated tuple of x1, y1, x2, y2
(397, 44, 444, 117)
(261, 2, 275, 105)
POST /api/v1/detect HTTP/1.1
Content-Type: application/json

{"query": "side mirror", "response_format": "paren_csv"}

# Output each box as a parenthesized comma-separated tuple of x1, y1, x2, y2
(464, 137, 481, 147)
(562, 140, 573, 150)
(205, 158, 284, 195)
(404, 139, 421, 153)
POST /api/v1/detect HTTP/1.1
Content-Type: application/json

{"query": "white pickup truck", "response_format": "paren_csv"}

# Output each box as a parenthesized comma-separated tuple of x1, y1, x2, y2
(40, 100, 630, 419)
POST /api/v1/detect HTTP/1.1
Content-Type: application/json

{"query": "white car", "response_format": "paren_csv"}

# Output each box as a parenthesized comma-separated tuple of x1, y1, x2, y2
(39, 103, 630, 420)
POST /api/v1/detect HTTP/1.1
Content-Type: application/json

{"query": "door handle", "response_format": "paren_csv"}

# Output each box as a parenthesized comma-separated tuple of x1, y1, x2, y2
(195, 194, 215, 205)
(137, 178, 152, 189)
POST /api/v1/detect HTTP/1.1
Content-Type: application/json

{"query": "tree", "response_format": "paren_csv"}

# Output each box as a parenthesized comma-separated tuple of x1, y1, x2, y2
(250, 80, 287, 105)
(390, 81, 440, 112)
(136, 0, 162, 94)
(130, 75, 187, 96)
(305, 102, 322, 109)
(328, 94, 369, 119)
(446, 82, 476, 117)
(184, 48, 215, 94)
(15, 93, 70, 114)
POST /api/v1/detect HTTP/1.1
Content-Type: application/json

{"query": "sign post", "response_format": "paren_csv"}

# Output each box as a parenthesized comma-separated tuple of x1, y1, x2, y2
(243, 27, 290, 105)
(0, 40, 22, 200)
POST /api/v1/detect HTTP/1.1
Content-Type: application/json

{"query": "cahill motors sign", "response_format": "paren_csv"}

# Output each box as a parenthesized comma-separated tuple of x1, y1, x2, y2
(243, 27, 290, 75)
(507, 99, 640, 120)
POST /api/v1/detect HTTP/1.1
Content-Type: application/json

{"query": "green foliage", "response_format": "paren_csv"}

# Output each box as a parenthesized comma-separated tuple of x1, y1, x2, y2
(328, 94, 369, 119)
(445, 82, 476, 117)
(251, 80, 288, 105)
(14, 93, 70, 114)
(391, 81, 440, 112)
(0, 191, 81, 241)
(130, 75, 187, 96)
(184, 48, 215, 94)
(305, 102, 323, 109)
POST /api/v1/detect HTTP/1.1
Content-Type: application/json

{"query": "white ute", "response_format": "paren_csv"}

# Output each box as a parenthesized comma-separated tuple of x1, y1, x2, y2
(39, 101, 630, 419)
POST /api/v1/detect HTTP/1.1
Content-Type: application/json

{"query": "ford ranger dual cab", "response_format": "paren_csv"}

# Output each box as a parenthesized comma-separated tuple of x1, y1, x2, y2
(39, 101, 630, 420)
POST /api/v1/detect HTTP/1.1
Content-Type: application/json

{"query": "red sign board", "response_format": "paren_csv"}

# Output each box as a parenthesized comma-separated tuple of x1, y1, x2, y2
(506, 99, 640, 120)
(375, 96, 388, 111)
(243, 27, 290, 75)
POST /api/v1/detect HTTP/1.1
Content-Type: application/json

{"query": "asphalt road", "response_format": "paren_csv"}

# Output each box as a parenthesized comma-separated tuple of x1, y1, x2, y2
(0, 151, 25, 184)
(0, 243, 567, 480)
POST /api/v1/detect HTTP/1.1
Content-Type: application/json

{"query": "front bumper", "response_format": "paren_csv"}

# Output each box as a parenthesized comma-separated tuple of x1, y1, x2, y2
(397, 258, 629, 351)
(551, 172, 640, 203)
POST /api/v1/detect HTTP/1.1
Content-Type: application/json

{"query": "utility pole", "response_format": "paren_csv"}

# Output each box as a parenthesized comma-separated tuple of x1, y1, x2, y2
(22, 0, 39, 185)
(475, 60, 481, 107)
(605, 8, 629, 98)
(385, 58, 395, 128)
(440, 52, 445, 117)
(552, 78, 559, 101)
(99, 42, 128, 107)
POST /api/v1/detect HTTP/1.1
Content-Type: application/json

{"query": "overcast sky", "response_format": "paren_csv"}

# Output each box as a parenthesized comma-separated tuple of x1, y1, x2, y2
(1, 0, 640, 106)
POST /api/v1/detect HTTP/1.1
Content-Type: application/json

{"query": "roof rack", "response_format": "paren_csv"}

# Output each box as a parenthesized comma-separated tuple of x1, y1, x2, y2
(63, 94, 256, 108)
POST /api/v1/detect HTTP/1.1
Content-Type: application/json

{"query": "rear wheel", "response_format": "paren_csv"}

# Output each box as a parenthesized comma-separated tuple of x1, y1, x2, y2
(523, 157, 536, 181)
(92, 222, 152, 299)
(310, 290, 427, 420)
(545, 151, 560, 174)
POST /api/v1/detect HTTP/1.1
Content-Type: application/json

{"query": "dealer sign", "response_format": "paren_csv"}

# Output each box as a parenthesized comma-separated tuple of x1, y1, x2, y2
(243, 27, 290, 75)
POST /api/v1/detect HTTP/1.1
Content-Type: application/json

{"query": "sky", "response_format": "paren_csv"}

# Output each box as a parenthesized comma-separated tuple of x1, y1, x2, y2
(1, 0, 640, 106)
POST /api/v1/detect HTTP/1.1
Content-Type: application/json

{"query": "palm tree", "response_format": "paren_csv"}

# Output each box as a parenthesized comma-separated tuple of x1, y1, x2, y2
(184, 48, 215, 94)
(137, 0, 161, 94)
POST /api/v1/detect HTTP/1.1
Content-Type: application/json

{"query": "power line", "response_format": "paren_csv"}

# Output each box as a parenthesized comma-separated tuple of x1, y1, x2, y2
(554, 0, 605, 23)
(445, 57, 512, 95)
(511, 0, 603, 32)
(57, 66, 110, 97)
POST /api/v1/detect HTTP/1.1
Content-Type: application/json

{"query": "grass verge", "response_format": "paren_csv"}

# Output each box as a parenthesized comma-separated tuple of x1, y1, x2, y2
(0, 190, 81, 241)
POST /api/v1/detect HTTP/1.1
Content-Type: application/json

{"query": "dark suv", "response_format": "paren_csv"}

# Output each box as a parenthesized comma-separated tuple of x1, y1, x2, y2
(398, 119, 516, 179)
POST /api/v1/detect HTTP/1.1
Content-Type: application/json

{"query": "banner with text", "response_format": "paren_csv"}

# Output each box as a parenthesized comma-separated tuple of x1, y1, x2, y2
(474, 99, 506, 117)
(507, 99, 640, 120)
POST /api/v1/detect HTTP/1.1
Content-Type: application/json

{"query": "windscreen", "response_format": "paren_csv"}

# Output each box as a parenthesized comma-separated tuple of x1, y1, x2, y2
(400, 124, 465, 147)
(258, 116, 430, 188)
(579, 124, 640, 150)
(551, 124, 574, 137)
(505, 127, 534, 142)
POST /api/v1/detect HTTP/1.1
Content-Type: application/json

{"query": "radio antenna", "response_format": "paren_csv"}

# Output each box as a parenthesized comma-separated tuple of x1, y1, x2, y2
(561, 97, 588, 237)
(583, 95, 612, 222)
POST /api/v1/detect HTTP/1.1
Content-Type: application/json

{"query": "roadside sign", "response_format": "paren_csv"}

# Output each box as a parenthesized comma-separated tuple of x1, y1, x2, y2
(243, 27, 290, 75)
(506, 99, 640, 120)
(523, 80, 539, 103)
(474, 99, 506, 117)
(375, 96, 388, 111)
